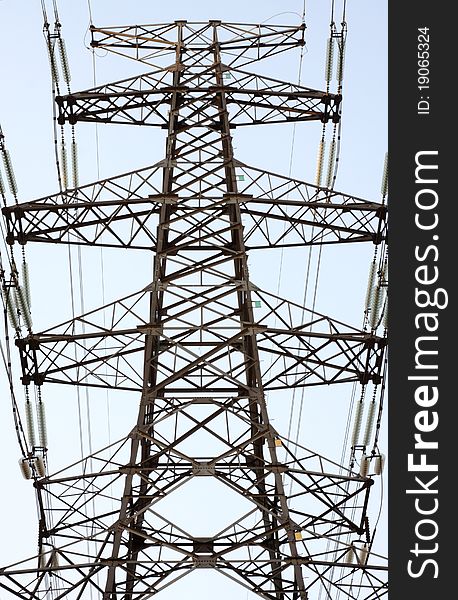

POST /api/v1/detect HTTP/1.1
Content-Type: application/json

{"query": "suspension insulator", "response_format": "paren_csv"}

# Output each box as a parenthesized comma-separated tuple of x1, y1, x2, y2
(25, 399, 36, 449)
(60, 141, 68, 189)
(381, 260, 388, 286)
(381, 152, 388, 198)
(15, 285, 32, 330)
(345, 545, 354, 563)
(351, 401, 364, 447)
(37, 401, 48, 449)
(35, 456, 46, 478)
(370, 284, 385, 330)
(3, 287, 19, 330)
(315, 139, 325, 186)
(1, 149, 18, 196)
(359, 455, 370, 478)
(374, 453, 385, 475)
(382, 296, 388, 329)
(39, 550, 49, 569)
(18, 458, 32, 480)
(365, 261, 377, 314)
(22, 261, 31, 309)
(325, 138, 336, 188)
(47, 38, 60, 84)
(0, 169, 5, 195)
(325, 37, 334, 83)
(363, 401, 377, 447)
(359, 544, 369, 565)
(58, 37, 71, 84)
(71, 140, 79, 188)
(40, 548, 59, 569)
(336, 39, 346, 84)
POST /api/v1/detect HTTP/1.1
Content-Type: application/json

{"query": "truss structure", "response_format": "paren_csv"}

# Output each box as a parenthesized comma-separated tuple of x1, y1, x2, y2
(0, 21, 387, 600)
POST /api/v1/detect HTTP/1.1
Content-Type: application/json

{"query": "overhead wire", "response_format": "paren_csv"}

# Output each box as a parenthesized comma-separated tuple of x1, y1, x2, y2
(42, 0, 90, 467)
(0, 127, 42, 463)
(274, 0, 307, 303)
(2, 26, 60, 591)
(82, 3, 106, 590)
(256, 3, 307, 551)
(86, 0, 94, 26)
(261, 11, 303, 23)
(38, 5, 68, 596)
(277, 2, 340, 494)
(90, 32, 114, 464)
(269, 4, 306, 447)
(83, 1, 114, 508)
(331, 177, 388, 598)
(256, 4, 307, 460)
(62, 0, 98, 586)
(315, 4, 371, 598)
(0, 284, 29, 457)
(287, 1, 346, 497)
(38, 4, 97, 594)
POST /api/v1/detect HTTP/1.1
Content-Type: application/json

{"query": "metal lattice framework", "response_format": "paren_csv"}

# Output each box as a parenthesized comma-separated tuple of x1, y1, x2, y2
(0, 21, 387, 600)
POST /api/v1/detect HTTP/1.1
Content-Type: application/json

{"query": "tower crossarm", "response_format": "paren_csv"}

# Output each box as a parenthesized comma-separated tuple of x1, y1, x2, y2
(14, 284, 385, 390)
(90, 20, 305, 68)
(2, 165, 385, 250)
(55, 69, 340, 127)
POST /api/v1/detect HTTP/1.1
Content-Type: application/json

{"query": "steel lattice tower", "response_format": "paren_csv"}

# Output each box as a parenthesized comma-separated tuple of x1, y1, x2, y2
(0, 21, 387, 599)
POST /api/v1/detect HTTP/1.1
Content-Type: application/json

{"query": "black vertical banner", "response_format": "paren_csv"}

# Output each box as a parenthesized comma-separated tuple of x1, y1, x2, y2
(389, 4, 454, 599)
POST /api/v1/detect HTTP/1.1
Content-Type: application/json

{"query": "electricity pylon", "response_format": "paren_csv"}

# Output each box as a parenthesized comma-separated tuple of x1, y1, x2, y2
(0, 21, 387, 599)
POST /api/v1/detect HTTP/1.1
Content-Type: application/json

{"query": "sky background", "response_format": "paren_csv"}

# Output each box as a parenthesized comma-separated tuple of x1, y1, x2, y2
(0, 1, 387, 597)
